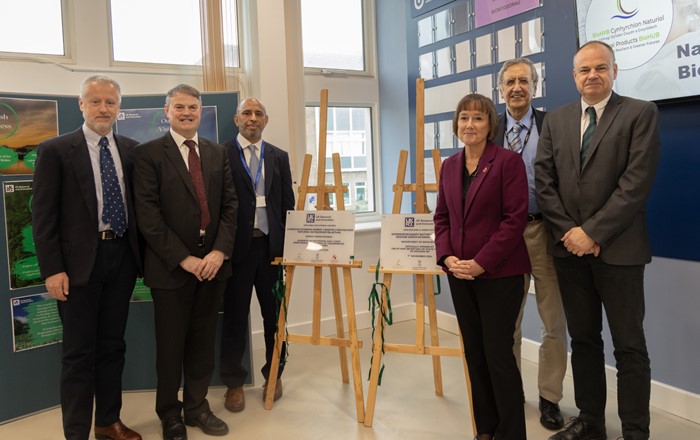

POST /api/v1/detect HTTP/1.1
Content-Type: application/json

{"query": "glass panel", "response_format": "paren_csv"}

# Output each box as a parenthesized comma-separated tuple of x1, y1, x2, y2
(497, 26, 516, 63)
(424, 122, 436, 150)
(521, 18, 544, 56)
(475, 33, 492, 67)
(534, 62, 545, 98)
(453, 3, 470, 35)
(455, 40, 471, 73)
(434, 9, 452, 43)
(2, 0, 64, 55)
(435, 47, 453, 78)
(304, 106, 375, 213)
(417, 16, 433, 47)
(438, 120, 455, 149)
(475, 74, 494, 99)
(112, 0, 202, 65)
(419, 52, 435, 80)
(301, 0, 364, 70)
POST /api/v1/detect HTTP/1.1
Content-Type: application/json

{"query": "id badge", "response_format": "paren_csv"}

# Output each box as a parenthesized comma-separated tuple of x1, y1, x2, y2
(256, 195, 267, 208)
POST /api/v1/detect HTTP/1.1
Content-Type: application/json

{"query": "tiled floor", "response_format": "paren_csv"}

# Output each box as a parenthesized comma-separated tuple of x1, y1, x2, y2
(1, 320, 698, 439)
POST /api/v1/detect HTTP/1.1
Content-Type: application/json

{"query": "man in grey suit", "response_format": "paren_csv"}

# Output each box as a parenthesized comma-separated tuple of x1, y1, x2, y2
(495, 57, 567, 431)
(134, 84, 237, 440)
(536, 41, 660, 440)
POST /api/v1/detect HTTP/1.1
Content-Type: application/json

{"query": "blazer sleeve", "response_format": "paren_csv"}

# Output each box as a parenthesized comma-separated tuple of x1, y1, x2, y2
(433, 158, 454, 266)
(581, 101, 660, 246)
(279, 150, 295, 223)
(32, 140, 66, 278)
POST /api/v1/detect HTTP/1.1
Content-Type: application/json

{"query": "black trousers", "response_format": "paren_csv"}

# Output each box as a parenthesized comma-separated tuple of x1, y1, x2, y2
(447, 274, 526, 440)
(152, 277, 225, 420)
(554, 255, 650, 440)
(220, 235, 285, 388)
(58, 238, 137, 440)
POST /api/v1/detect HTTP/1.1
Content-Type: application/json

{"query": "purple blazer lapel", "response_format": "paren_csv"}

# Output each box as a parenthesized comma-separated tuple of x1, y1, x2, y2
(463, 142, 497, 221)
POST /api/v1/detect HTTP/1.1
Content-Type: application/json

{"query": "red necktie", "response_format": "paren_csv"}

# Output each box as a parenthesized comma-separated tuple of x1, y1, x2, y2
(184, 140, 211, 230)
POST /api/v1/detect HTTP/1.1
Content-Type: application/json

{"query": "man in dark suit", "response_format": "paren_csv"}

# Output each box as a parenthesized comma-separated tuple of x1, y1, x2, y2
(536, 41, 660, 440)
(495, 57, 567, 431)
(133, 84, 238, 440)
(32, 75, 142, 440)
(220, 97, 295, 412)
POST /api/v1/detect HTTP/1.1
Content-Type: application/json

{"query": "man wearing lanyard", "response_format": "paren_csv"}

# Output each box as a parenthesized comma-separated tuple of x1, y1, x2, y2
(220, 97, 295, 412)
(495, 57, 568, 431)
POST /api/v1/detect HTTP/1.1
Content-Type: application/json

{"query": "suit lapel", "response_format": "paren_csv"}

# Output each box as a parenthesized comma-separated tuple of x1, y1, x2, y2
(163, 134, 199, 201)
(231, 140, 256, 195)
(566, 103, 584, 174)
(67, 131, 99, 225)
(199, 139, 212, 196)
(463, 143, 496, 221)
(582, 93, 622, 171)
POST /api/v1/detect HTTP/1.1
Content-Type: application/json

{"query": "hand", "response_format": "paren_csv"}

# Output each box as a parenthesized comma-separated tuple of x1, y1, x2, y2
(180, 255, 204, 281)
(197, 250, 225, 281)
(561, 227, 595, 256)
(445, 257, 485, 280)
(46, 272, 69, 301)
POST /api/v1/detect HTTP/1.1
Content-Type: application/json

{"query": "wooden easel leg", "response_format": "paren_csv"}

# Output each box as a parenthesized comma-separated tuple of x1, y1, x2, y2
(265, 266, 295, 409)
(311, 266, 322, 345)
(342, 267, 365, 423)
(426, 275, 444, 396)
(363, 273, 393, 427)
(330, 266, 349, 383)
(415, 275, 425, 354)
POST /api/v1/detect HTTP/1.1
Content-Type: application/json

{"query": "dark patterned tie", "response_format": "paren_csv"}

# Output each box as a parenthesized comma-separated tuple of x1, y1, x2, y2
(249, 145, 268, 234)
(184, 140, 211, 230)
(507, 122, 524, 153)
(99, 136, 127, 237)
(580, 106, 597, 170)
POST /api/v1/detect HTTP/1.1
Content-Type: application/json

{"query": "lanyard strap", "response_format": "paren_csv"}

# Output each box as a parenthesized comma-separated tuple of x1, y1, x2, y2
(236, 140, 265, 190)
(517, 111, 536, 156)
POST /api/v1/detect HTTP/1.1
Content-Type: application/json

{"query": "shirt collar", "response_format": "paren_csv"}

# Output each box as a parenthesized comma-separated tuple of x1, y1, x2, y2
(580, 92, 612, 119)
(82, 124, 115, 147)
(170, 128, 199, 149)
(505, 106, 534, 131)
(237, 133, 262, 151)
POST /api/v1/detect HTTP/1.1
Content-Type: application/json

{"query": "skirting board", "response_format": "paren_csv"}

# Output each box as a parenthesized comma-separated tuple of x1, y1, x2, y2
(251, 302, 700, 424)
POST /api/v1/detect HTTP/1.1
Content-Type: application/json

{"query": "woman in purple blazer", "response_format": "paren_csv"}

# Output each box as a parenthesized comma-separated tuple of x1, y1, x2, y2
(434, 94, 531, 440)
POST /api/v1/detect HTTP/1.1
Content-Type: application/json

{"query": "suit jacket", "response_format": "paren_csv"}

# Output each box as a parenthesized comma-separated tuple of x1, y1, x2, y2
(535, 92, 661, 265)
(494, 107, 546, 148)
(223, 139, 295, 263)
(434, 141, 531, 278)
(133, 133, 238, 289)
(32, 128, 142, 286)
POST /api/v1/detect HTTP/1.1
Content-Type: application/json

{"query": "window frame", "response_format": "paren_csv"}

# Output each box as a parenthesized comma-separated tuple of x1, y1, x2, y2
(0, 0, 74, 62)
(106, 0, 243, 73)
(301, 0, 376, 78)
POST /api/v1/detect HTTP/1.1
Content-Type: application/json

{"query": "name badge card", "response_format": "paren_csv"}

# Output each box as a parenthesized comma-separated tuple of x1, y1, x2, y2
(283, 211, 355, 264)
(380, 214, 442, 271)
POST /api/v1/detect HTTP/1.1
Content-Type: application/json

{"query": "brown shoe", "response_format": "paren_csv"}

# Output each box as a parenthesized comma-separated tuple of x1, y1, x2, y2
(224, 386, 245, 412)
(262, 379, 283, 402)
(94, 420, 142, 440)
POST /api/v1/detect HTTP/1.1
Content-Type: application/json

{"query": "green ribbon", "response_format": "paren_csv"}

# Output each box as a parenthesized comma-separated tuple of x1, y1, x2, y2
(367, 259, 392, 385)
(272, 261, 289, 366)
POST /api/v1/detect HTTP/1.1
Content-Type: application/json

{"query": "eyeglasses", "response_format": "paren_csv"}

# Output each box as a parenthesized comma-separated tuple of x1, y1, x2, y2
(501, 78, 533, 88)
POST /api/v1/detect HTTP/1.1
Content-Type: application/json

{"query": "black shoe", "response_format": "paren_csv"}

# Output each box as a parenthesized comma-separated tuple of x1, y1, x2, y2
(162, 416, 187, 440)
(184, 411, 229, 436)
(540, 396, 565, 430)
(549, 417, 606, 440)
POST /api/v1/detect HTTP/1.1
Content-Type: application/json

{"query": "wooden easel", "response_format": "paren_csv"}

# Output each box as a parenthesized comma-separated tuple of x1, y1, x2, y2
(264, 89, 366, 423)
(363, 79, 474, 436)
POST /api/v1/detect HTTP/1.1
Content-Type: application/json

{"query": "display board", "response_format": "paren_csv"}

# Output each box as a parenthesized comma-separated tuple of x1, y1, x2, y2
(0, 90, 246, 423)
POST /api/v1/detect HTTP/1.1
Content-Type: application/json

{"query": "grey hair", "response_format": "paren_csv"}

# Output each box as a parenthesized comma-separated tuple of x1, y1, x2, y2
(498, 57, 539, 85)
(165, 84, 201, 106)
(80, 75, 122, 102)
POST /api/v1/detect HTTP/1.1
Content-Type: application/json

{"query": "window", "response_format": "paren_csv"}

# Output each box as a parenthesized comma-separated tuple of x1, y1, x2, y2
(304, 106, 375, 213)
(109, 0, 240, 67)
(2, 0, 65, 56)
(301, 0, 365, 72)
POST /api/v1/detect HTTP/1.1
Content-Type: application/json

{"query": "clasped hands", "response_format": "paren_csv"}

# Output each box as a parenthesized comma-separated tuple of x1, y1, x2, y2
(561, 226, 600, 257)
(180, 250, 225, 281)
(445, 256, 485, 280)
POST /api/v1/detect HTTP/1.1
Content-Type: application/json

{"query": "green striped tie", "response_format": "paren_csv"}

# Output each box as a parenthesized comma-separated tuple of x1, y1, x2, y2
(580, 106, 597, 171)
